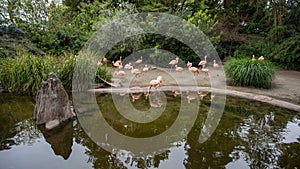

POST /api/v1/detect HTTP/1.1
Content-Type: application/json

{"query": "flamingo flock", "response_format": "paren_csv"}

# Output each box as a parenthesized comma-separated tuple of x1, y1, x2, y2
(95, 54, 266, 105)
(96, 55, 226, 97)
(252, 55, 265, 62)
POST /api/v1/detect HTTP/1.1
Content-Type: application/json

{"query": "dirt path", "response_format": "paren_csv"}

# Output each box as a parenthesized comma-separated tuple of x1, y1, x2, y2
(227, 69, 300, 105)
(104, 67, 300, 110)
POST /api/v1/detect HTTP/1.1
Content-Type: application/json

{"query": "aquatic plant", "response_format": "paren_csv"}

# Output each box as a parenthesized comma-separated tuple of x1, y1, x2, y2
(224, 57, 275, 89)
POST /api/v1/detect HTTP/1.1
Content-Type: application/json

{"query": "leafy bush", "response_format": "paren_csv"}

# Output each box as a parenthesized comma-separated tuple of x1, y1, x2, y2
(224, 58, 275, 89)
(0, 53, 112, 95)
(233, 35, 300, 71)
(270, 35, 300, 70)
(233, 39, 274, 60)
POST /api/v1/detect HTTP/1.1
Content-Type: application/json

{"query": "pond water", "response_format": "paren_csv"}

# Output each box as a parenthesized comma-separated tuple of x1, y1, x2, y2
(0, 92, 299, 169)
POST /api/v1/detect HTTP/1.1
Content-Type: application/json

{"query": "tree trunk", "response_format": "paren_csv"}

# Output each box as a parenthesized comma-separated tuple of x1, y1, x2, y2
(273, 1, 277, 27)
(278, 0, 283, 26)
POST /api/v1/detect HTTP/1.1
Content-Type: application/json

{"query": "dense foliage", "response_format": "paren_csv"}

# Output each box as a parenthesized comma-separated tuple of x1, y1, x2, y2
(224, 58, 275, 89)
(1, 0, 299, 63)
(0, 0, 299, 94)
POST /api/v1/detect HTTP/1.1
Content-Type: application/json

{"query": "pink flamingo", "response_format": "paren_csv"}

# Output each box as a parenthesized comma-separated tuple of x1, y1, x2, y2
(131, 93, 143, 102)
(173, 90, 182, 97)
(114, 70, 126, 76)
(135, 56, 143, 64)
(169, 57, 179, 70)
(258, 56, 264, 61)
(201, 65, 209, 80)
(188, 64, 200, 79)
(131, 67, 142, 80)
(97, 60, 103, 67)
(124, 62, 133, 70)
(148, 76, 162, 93)
(175, 65, 184, 72)
(112, 56, 122, 67)
(143, 64, 149, 72)
(102, 56, 109, 64)
(187, 61, 192, 68)
(198, 56, 207, 68)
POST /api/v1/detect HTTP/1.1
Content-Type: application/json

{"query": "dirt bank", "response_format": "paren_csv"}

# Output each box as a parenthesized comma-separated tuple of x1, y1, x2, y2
(103, 67, 300, 111)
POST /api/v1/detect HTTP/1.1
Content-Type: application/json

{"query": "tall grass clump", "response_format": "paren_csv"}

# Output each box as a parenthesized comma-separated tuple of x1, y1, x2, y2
(57, 54, 76, 91)
(0, 53, 58, 95)
(224, 58, 275, 89)
(0, 53, 112, 95)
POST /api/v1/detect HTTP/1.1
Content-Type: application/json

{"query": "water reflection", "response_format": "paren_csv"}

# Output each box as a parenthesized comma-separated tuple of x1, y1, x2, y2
(0, 93, 299, 168)
(39, 121, 74, 159)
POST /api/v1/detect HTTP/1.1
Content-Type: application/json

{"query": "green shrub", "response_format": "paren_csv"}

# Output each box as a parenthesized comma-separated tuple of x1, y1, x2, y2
(270, 35, 300, 70)
(56, 54, 76, 91)
(233, 39, 274, 60)
(224, 58, 275, 89)
(0, 53, 112, 95)
(95, 67, 112, 83)
(232, 35, 300, 71)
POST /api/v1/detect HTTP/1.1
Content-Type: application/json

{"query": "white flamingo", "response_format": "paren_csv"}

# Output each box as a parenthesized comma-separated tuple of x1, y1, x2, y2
(213, 60, 220, 68)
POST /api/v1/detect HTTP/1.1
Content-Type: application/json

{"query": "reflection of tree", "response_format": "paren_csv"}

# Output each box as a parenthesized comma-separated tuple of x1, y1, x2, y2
(238, 112, 288, 168)
(184, 96, 300, 169)
(0, 118, 42, 150)
(73, 119, 171, 169)
(278, 142, 300, 168)
(184, 105, 238, 168)
(0, 94, 36, 150)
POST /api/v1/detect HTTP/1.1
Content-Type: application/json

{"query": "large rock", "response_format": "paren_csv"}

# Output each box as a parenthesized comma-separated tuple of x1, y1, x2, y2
(34, 72, 75, 130)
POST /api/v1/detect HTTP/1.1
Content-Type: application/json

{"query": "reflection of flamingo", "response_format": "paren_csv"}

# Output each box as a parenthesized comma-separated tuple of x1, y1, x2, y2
(144, 91, 149, 100)
(173, 90, 181, 97)
(169, 57, 179, 70)
(149, 93, 163, 108)
(210, 93, 216, 101)
(198, 91, 208, 100)
(131, 93, 142, 102)
(148, 76, 162, 93)
(198, 55, 207, 68)
(186, 92, 198, 104)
